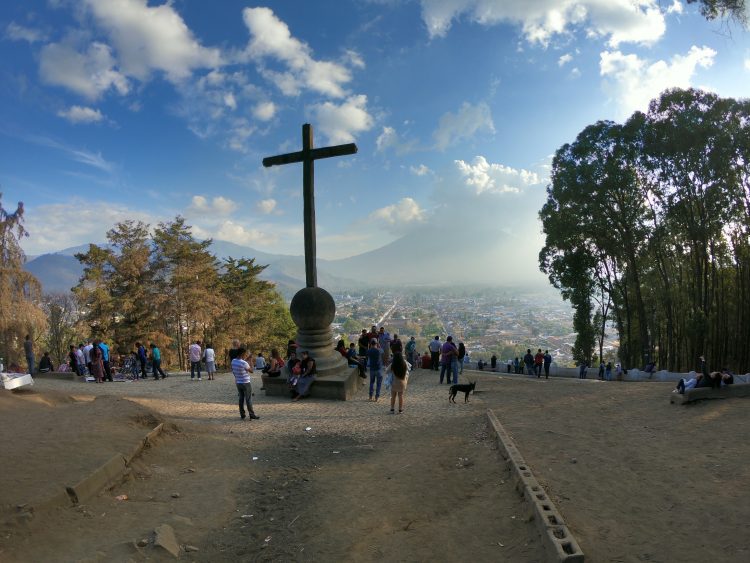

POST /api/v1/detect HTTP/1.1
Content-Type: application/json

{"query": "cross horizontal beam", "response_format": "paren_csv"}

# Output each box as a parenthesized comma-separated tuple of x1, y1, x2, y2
(262, 143, 357, 167)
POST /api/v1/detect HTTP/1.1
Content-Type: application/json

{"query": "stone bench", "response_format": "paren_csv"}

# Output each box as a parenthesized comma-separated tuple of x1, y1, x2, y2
(670, 383, 750, 404)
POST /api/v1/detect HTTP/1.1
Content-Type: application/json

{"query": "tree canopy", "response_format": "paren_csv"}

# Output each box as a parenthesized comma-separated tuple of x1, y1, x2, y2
(73, 217, 294, 368)
(539, 88, 750, 373)
(0, 194, 46, 366)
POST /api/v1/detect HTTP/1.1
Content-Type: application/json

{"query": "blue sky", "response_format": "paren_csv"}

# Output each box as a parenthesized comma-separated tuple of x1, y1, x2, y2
(1, 1, 749, 282)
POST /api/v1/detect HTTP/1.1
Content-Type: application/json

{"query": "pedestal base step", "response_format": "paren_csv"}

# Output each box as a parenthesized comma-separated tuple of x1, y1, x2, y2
(262, 366, 362, 401)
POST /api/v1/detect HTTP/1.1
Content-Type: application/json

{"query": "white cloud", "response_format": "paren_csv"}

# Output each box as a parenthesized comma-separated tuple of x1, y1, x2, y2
(558, 53, 573, 66)
(570, 67, 581, 78)
(83, 0, 222, 83)
(223, 92, 237, 110)
(22, 200, 156, 255)
(600, 45, 716, 117)
(666, 1, 683, 15)
(454, 156, 541, 194)
(419, 0, 666, 47)
(376, 126, 398, 152)
(369, 197, 426, 234)
(253, 101, 276, 121)
(5, 22, 46, 43)
(39, 41, 129, 100)
(24, 134, 116, 174)
(216, 220, 277, 247)
(309, 94, 374, 144)
(227, 118, 255, 152)
(745, 57, 750, 71)
(57, 105, 104, 124)
(375, 125, 417, 155)
(189, 195, 236, 215)
(344, 49, 366, 69)
(410, 164, 432, 176)
(242, 7, 353, 98)
(257, 198, 278, 214)
(433, 102, 495, 151)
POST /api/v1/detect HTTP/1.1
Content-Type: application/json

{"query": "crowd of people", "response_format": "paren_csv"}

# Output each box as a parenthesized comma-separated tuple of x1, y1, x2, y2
(13, 329, 744, 423)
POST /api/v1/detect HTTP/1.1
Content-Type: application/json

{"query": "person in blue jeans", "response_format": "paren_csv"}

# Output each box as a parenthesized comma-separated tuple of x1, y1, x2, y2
(366, 339, 383, 401)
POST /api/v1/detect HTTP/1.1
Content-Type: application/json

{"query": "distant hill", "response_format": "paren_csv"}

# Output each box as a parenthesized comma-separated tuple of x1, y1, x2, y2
(23, 240, 365, 297)
(25, 253, 84, 294)
(24, 224, 549, 295)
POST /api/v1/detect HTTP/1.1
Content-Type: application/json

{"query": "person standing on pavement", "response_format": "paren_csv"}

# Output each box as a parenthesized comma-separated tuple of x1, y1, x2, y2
(98, 340, 113, 382)
(458, 342, 467, 374)
(231, 348, 259, 420)
(367, 338, 384, 401)
(136, 342, 148, 379)
(90, 339, 105, 383)
(405, 336, 417, 367)
(543, 350, 552, 379)
(83, 340, 94, 375)
(429, 336, 441, 371)
(189, 340, 203, 380)
(523, 349, 535, 376)
(74, 344, 86, 375)
(379, 327, 392, 366)
(358, 329, 369, 357)
(534, 349, 544, 377)
(204, 343, 216, 380)
(440, 336, 459, 385)
(150, 343, 167, 379)
(24, 334, 35, 375)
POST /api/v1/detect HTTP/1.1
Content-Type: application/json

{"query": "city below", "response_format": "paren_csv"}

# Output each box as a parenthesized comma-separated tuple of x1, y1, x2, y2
(329, 286, 618, 367)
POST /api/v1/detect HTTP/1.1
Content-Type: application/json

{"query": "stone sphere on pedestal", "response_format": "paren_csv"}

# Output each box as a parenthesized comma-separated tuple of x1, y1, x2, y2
(290, 286, 336, 330)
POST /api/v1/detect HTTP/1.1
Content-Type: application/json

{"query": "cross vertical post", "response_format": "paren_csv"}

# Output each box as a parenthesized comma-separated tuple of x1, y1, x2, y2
(262, 124, 358, 289)
(302, 124, 316, 288)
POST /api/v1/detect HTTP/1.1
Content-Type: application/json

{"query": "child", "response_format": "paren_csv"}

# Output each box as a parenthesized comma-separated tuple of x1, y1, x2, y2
(389, 352, 409, 414)
(204, 343, 216, 380)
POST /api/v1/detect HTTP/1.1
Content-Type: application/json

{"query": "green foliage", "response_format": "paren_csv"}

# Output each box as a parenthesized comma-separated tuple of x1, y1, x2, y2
(540, 88, 750, 372)
(687, 0, 747, 23)
(0, 194, 46, 365)
(73, 217, 294, 369)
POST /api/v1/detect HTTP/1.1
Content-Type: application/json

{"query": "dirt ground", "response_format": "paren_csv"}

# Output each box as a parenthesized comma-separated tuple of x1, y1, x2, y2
(1, 371, 748, 562)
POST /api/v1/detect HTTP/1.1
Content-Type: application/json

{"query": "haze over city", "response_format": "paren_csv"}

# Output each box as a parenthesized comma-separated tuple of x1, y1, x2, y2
(2, 1, 749, 286)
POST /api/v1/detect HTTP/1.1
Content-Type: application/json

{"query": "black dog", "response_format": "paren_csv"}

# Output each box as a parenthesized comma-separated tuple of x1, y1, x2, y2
(449, 381, 476, 403)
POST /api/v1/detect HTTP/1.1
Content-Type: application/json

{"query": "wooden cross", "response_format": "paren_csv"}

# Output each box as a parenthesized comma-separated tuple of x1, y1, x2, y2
(263, 124, 357, 288)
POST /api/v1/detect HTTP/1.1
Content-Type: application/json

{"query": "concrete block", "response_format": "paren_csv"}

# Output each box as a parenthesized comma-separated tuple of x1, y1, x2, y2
(671, 383, 750, 404)
(153, 523, 180, 558)
(487, 409, 585, 562)
(66, 454, 127, 504)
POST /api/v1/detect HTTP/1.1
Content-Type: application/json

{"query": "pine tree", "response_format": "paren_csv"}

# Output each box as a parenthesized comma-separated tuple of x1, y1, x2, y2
(151, 217, 228, 369)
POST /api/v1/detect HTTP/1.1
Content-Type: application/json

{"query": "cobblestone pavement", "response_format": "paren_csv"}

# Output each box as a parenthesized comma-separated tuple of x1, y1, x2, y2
(33, 369, 486, 441)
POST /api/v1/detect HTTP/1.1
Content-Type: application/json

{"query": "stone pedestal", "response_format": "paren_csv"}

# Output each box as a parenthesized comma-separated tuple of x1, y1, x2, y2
(262, 286, 361, 400)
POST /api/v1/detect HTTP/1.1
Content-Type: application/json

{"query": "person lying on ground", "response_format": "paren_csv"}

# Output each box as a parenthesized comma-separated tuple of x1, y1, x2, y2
(675, 371, 701, 394)
(695, 370, 722, 389)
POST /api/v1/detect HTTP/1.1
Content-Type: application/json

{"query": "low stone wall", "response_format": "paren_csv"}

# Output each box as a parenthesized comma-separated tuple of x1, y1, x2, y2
(464, 363, 750, 383)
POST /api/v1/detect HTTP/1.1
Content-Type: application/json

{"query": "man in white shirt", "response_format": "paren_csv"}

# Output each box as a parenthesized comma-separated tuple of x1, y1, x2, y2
(75, 344, 86, 375)
(189, 340, 203, 380)
(83, 340, 94, 374)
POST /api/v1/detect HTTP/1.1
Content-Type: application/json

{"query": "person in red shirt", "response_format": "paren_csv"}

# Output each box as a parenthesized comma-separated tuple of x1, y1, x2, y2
(534, 348, 545, 377)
